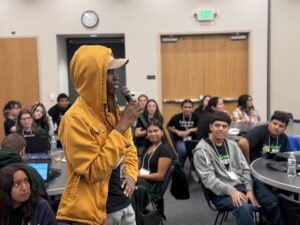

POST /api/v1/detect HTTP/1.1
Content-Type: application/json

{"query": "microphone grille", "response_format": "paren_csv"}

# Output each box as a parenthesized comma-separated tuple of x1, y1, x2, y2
(121, 86, 131, 96)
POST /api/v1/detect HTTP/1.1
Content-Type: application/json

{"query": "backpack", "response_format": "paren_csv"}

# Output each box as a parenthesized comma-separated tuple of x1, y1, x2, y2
(170, 160, 190, 199)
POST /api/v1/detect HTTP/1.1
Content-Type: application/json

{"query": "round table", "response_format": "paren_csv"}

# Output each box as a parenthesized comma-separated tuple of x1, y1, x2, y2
(251, 157, 300, 193)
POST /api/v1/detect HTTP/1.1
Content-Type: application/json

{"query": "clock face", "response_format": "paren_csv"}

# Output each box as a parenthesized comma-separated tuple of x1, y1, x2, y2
(81, 10, 99, 28)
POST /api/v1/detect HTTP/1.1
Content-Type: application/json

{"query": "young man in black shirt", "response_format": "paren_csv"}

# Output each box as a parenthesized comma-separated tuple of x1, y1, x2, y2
(238, 111, 289, 225)
(48, 93, 71, 133)
(238, 111, 289, 164)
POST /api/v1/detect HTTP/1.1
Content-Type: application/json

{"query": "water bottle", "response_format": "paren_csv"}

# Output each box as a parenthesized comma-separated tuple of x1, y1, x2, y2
(50, 136, 57, 154)
(287, 152, 297, 177)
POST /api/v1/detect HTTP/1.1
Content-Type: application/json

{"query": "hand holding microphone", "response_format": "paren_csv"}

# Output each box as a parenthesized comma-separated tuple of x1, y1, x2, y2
(115, 86, 145, 134)
(121, 86, 148, 129)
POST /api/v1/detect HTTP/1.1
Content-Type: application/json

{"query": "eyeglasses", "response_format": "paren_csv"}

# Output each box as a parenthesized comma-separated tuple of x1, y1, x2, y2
(13, 178, 30, 188)
(20, 117, 32, 121)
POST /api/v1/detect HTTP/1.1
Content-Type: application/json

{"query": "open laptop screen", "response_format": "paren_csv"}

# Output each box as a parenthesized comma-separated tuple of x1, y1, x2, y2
(24, 134, 49, 154)
(26, 162, 49, 182)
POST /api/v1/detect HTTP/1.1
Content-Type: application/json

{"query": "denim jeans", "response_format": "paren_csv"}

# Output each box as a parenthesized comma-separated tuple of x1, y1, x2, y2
(175, 140, 187, 167)
(212, 185, 256, 225)
(253, 177, 283, 225)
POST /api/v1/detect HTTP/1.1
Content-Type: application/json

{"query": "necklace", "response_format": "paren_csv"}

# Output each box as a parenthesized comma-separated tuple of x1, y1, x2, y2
(182, 114, 192, 130)
(211, 139, 232, 171)
(141, 142, 162, 170)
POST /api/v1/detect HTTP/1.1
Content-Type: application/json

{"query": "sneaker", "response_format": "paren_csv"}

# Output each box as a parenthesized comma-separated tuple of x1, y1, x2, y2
(191, 169, 199, 182)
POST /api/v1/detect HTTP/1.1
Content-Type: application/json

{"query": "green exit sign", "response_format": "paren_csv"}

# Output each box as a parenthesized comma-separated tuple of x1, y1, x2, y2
(196, 9, 215, 21)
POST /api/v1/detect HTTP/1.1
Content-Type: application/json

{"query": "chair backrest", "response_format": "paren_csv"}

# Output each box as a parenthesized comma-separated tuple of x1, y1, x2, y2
(161, 164, 175, 195)
(278, 194, 300, 225)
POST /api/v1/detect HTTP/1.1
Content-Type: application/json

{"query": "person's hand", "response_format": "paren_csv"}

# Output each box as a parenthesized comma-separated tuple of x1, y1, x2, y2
(121, 176, 136, 198)
(177, 130, 189, 137)
(246, 191, 261, 208)
(116, 101, 143, 134)
(231, 191, 248, 207)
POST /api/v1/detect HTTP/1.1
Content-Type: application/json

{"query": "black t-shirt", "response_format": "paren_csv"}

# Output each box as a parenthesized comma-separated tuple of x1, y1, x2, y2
(48, 104, 71, 132)
(106, 164, 131, 214)
(245, 124, 288, 162)
(4, 118, 16, 136)
(134, 120, 147, 148)
(167, 113, 198, 141)
(140, 142, 176, 173)
(205, 138, 230, 170)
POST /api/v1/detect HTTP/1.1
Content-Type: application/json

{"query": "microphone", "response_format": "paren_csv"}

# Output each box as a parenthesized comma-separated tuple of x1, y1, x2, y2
(121, 86, 148, 129)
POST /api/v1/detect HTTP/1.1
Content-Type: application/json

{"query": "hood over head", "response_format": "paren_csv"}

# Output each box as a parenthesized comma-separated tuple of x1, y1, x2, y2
(70, 45, 112, 116)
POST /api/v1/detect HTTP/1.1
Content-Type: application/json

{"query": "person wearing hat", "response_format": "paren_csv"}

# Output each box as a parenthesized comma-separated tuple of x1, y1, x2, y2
(56, 45, 142, 225)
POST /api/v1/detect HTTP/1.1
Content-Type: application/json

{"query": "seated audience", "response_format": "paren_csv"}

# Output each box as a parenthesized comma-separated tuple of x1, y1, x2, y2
(134, 99, 163, 155)
(138, 119, 176, 217)
(231, 94, 261, 123)
(193, 112, 282, 225)
(137, 94, 149, 111)
(3, 100, 22, 136)
(167, 99, 198, 167)
(197, 96, 226, 141)
(0, 134, 47, 197)
(194, 95, 211, 120)
(238, 111, 289, 164)
(131, 94, 149, 140)
(0, 164, 56, 225)
(16, 109, 50, 153)
(31, 102, 55, 139)
(48, 93, 71, 133)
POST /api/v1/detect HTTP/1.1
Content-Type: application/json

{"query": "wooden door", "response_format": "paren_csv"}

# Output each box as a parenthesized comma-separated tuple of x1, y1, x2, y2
(161, 34, 248, 131)
(0, 38, 40, 139)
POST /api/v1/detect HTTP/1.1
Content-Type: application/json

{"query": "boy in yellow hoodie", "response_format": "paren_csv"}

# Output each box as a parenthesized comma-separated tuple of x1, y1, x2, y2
(56, 45, 142, 225)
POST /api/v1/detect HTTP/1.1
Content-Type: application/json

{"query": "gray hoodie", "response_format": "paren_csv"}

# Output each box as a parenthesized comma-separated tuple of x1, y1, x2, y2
(193, 138, 253, 196)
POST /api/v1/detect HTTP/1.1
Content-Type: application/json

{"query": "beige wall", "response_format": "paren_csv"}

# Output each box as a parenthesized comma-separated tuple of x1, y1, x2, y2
(271, 0, 300, 119)
(0, 0, 268, 119)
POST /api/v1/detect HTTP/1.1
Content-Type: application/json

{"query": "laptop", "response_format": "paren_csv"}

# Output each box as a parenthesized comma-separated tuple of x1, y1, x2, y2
(24, 134, 49, 154)
(26, 161, 50, 182)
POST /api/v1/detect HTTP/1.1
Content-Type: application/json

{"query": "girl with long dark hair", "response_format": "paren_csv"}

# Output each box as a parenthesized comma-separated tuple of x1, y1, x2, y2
(231, 94, 261, 122)
(138, 119, 176, 217)
(31, 102, 55, 137)
(0, 164, 56, 225)
(134, 99, 164, 155)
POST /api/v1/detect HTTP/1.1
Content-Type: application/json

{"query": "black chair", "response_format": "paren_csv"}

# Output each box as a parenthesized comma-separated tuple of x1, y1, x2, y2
(198, 178, 230, 225)
(151, 164, 175, 224)
(278, 194, 300, 225)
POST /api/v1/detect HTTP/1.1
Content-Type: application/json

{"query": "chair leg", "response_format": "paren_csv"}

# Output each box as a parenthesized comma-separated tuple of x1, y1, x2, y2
(214, 212, 221, 225)
(224, 211, 229, 222)
(219, 212, 227, 225)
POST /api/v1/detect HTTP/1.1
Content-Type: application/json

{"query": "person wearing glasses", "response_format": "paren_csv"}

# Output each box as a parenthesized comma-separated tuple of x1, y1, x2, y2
(56, 45, 141, 225)
(16, 109, 50, 152)
(0, 164, 56, 225)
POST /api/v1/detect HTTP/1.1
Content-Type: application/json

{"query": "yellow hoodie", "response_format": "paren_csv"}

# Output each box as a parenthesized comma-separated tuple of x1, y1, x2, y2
(56, 45, 138, 225)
